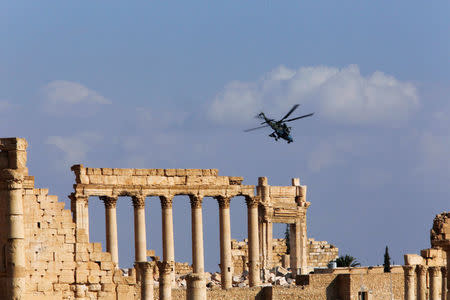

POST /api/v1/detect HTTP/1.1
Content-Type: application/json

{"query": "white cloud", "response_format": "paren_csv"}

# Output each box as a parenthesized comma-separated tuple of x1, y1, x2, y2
(209, 64, 419, 125)
(46, 132, 103, 165)
(41, 81, 111, 115)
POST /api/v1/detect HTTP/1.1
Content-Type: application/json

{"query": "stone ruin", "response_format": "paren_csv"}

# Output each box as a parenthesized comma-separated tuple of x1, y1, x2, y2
(1, 137, 447, 300)
(0, 137, 333, 299)
(403, 212, 449, 300)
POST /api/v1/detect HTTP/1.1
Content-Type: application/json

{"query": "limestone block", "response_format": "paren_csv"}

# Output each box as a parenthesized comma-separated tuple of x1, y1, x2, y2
(89, 283, 102, 291)
(165, 169, 177, 176)
(59, 270, 75, 284)
(186, 169, 203, 176)
(76, 270, 89, 283)
(89, 175, 104, 185)
(132, 176, 147, 185)
(93, 243, 103, 253)
(186, 176, 202, 185)
(78, 174, 90, 184)
(134, 169, 149, 175)
(103, 176, 118, 185)
(87, 168, 102, 175)
(147, 176, 166, 185)
(37, 280, 54, 292)
(65, 234, 76, 243)
(88, 261, 100, 270)
(173, 176, 186, 185)
(176, 169, 186, 176)
(77, 233, 89, 243)
(155, 169, 165, 175)
(101, 261, 114, 271)
(101, 252, 112, 261)
(60, 252, 75, 262)
(61, 261, 76, 270)
(101, 168, 113, 175)
(90, 252, 102, 262)
(101, 275, 113, 284)
(102, 283, 115, 291)
(54, 283, 70, 291)
(88, 275, 100, 284)
(76, 252, 90, 262)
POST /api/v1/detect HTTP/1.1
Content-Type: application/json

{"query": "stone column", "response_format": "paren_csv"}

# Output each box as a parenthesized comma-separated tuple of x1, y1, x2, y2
(138, 262, 154, 300)
(430, 266, 442, 300)
(100, 196, 119, 267)
(217, 196, 232, 289)
(289, 223, 298, 273)
(246, 196, 260, 287)
(442, 266, 447, 300)
(160, 195, 175, 299)
(188, 195, 206, 300)
(189, 195, 205, 274)
(69, 193, 89, 240)
(416, 265, 427, 300)
(1, 172, 25, 300)
(158, 261, 172, 300)
(403, 265, 416, 300)
(132, 195, 147, 262)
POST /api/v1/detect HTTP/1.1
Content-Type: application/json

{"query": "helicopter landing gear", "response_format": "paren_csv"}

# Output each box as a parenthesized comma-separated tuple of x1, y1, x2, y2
(269, 132, 278, 141)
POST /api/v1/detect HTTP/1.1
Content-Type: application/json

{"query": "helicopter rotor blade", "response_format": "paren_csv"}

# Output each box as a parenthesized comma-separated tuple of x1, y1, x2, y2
(243, 124, 271, 132)
(283, 113, 314, 123)
(279, 104, 300, 122)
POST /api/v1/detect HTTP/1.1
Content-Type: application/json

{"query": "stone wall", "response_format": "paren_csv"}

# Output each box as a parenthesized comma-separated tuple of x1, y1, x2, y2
(231, 238, 338, 275)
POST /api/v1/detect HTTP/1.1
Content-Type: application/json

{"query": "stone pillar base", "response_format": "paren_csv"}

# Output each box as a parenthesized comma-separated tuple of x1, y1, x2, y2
(186, 273, 206, 300)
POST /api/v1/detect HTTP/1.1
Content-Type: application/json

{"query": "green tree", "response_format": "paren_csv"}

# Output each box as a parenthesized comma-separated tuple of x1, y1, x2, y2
(285, 224, 290, 254)
(335, 255, 361, 267)
(384, 246, 391, 273)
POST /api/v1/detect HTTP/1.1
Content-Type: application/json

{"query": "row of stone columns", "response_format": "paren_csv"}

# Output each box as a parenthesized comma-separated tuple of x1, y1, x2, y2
(71, 193, 261, 300)
(404, 264, 447, 300)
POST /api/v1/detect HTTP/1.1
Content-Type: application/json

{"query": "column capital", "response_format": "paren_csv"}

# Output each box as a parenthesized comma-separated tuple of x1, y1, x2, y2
(69, 193, 88, 205)
(160, 195, 173, 209)
(216, 196, 231, 209)
(428, 266, 441, 277)
(245, 196, 259, 208)
(189, 195, 203, 208)
(100, 196, 118, 208)
(132, 195, 146, 209)
(416, 264, 427, 276)
(157, 261, 174, 274)
(403, 265, 416, 276)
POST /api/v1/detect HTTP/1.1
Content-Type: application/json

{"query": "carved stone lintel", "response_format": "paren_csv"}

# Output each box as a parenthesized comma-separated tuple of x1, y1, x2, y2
(245, 196, 259, 208)
(100, 196, 118, 209)
(216, 196, 230, 209)
(189, 195, 203, 208)
(160, 195, 173, 209)
(132, 195, 146, 209)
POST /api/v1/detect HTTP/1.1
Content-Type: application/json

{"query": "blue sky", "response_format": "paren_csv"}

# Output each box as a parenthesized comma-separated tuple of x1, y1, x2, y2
(2, 2, 449, 271)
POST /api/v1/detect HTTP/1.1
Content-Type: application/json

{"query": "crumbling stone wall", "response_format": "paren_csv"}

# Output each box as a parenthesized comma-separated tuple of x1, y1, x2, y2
(231, 238, 338, 275)
(0, 138, 135, 300)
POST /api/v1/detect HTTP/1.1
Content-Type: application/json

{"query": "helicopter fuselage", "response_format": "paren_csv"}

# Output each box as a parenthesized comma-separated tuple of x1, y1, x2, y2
(263, 117, 294, 143)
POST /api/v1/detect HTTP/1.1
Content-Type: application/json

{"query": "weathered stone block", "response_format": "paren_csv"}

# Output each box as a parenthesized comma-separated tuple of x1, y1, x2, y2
(59, 270, 75, 284)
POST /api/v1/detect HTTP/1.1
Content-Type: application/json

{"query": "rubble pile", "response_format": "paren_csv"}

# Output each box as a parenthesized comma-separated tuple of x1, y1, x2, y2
(154, 266, 297, 289)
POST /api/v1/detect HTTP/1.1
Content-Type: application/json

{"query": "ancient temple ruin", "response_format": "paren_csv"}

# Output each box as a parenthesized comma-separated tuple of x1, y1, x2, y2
(0, 137, 448, 300)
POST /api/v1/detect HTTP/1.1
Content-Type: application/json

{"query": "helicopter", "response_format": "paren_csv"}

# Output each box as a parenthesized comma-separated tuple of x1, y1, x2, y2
(244, 104, 314, 143)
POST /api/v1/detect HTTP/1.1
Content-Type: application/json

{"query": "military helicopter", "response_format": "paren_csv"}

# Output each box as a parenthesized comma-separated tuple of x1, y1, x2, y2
(244, 104, 314, 143)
